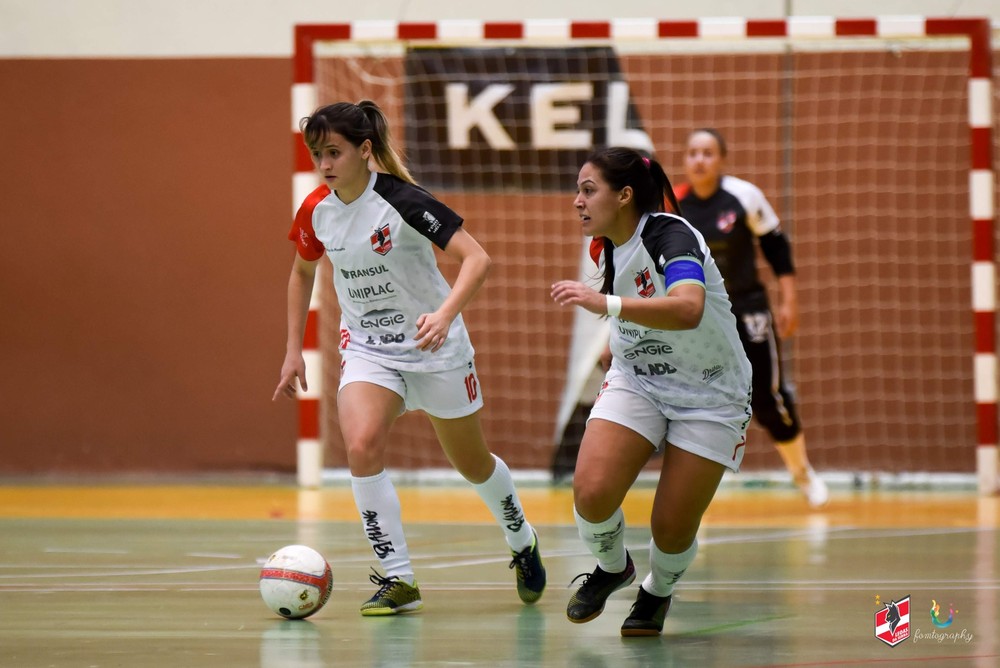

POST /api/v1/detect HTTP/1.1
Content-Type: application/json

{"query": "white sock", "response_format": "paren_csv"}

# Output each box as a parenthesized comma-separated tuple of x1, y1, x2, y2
(642, 538, 698, 597)
(573, 506, 628, 573)
(351, 471, 414, 584)
(471, 454, 533, 552)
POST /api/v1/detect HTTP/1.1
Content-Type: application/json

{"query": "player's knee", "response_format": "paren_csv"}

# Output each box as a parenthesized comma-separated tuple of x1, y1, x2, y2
(752, 402, 800, 443)
(650, 517, 698, 553)
(764, 419, 800, 444)
(343, 438, 385, 474)
(573, 477, 622, 521)
(451, 450, 495, 484)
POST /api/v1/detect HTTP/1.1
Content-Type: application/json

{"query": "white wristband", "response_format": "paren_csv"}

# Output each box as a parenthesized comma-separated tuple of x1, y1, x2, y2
(606, 295, 622, 317)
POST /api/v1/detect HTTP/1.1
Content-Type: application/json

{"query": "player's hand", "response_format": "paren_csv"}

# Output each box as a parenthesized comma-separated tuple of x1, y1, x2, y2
(776, 302, 799, 339)
(414, 311, 451, 352)
(550, 280, 606, 315)
(273, 352, 307, 400)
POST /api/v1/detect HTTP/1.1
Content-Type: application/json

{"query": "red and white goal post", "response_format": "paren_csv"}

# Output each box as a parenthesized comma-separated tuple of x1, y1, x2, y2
(290, 17, 997, 494)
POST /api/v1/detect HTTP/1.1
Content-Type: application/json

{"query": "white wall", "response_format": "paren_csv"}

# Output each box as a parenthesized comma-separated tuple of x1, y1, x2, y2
(0, 0, 997, 57)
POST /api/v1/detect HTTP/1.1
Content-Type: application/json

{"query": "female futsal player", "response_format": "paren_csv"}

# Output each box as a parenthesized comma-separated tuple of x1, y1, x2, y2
(551, 146, 752, 636)
(274, 100, 545, 615)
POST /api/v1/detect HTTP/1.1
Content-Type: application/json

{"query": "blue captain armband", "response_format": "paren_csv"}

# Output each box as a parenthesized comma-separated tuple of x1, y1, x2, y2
(663, 257, 705, 287)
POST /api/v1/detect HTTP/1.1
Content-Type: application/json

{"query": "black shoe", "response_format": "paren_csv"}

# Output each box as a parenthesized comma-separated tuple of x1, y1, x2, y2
(620, 586, 671, 636)
(566, 552, 636, 623)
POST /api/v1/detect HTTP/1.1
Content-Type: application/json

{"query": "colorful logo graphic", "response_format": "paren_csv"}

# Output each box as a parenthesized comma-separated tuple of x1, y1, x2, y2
(874, 595, 910, 647)
(930, 600, 956, 628)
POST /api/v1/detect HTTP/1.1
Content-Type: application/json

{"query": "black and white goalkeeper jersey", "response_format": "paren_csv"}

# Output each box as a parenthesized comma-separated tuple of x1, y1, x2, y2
(676, 174, 781, 314)
(288, 171, 474, 372)
(607, 212, 752, 408)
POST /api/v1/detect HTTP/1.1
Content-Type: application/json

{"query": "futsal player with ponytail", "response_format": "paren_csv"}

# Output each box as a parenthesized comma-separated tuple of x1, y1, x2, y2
(274, 100, 545, 615)
(551, 147, 752, 636)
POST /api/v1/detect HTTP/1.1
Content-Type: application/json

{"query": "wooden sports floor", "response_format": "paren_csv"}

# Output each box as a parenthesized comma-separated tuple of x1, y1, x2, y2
(0, 479, 997, 667)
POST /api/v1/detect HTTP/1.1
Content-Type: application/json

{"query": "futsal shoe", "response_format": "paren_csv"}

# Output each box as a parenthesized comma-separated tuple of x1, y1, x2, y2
(566, 552, 636, 623)
(620, 586, 672, 637)
(509, 529, 546, 604)
(360, 569, 423, 616)
(796, 468, 829, 508)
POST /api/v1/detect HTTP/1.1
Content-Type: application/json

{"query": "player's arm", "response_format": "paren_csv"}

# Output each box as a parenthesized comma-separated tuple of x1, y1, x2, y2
(774, 273, 799, 338)
(607, 223, 707, 329)
(758, 230, 799, 338)
(414, 228, 492, 352)
(273, 253, 320, 400)
(551, 280, 705, 331)
(617, 282, 705, 330)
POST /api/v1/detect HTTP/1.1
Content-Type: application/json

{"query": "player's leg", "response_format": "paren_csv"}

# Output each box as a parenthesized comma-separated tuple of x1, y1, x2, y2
(739, 311, 827, 507)
(619, 395, 750, 637)
(619, 444, 726, 636)
(338, 362, 422, 615)
(416, 363, 545, 603)
(776, 433, 828, 507)
(567, 375, 665, 624)
(429, 411, 546, 603)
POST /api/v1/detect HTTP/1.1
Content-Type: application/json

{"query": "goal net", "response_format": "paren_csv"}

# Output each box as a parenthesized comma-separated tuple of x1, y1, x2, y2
(291, 18, 997, 486)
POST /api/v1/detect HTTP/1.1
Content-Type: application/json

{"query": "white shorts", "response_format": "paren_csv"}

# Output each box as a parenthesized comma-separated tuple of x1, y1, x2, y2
(587, 368, 752, 472)
(338, 356, 484, 419)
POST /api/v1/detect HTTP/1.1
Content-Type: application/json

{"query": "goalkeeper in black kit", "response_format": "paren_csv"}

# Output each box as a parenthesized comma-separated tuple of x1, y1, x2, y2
(676, 128, 828, 508)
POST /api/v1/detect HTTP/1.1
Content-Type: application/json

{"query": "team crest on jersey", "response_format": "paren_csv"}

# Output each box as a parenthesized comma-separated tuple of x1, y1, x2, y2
(716, 210, 737, 233)
(370, 224, 393, 255)
(634, 267, 656, 298)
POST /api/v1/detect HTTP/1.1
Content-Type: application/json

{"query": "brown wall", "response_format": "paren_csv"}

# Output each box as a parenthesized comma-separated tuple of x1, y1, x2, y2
(0, 59, 297, 473)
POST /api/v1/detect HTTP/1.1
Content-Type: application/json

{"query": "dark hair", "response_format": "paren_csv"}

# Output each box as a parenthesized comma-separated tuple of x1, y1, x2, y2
(299, 100, 415, 184)
(690, 127, 728, 157)
(586, 147, 682, 294)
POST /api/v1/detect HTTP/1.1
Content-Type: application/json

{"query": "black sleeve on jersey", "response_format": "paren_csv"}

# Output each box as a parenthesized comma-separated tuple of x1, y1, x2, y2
(373, 174, 464, 250)
(642, 215, 706, 273)
(758, 228, 795, 276)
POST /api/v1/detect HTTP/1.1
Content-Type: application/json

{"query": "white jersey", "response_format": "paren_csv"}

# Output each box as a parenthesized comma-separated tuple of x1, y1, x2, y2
(288, 171, 474, 372)
(607, 212, 752, 408)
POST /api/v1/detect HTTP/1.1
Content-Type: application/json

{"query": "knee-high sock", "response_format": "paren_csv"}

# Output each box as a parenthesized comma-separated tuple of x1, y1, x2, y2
(352, 471, 413, 584)
(573, 506, 628, 573)
(642, 538, 698, 597)
(471, 454, 533, 552)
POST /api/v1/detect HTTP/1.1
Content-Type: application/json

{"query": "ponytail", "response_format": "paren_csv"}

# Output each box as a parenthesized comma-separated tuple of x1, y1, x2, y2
(357, 100, 415, 184)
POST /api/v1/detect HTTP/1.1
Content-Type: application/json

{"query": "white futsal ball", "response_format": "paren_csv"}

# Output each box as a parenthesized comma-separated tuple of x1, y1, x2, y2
(259, 545, 333, 619)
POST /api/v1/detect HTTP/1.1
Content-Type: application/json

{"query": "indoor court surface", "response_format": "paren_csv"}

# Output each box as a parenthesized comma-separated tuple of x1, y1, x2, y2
(0, 480, 997, 667)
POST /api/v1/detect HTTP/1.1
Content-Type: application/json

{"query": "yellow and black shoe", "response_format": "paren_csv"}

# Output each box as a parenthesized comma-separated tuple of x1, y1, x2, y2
(360, 569, 423, 616)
